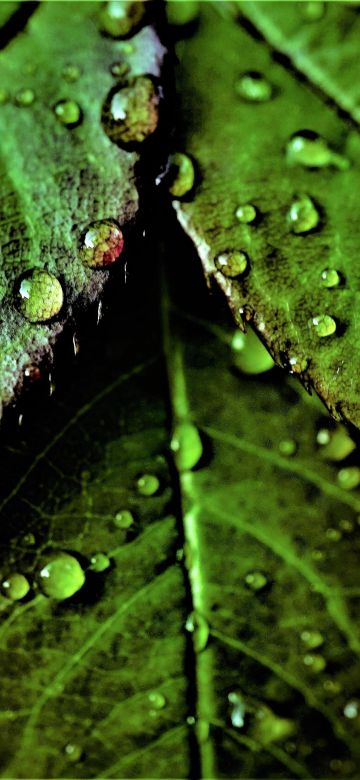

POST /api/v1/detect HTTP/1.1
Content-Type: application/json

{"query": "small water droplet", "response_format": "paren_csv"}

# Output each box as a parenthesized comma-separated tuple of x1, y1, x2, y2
(54, 99, 82, 128)
(185, 611, 209, 652)
(21, 532, 36, 547)
(337, 466, 360, 491)
(301, 629, 324, 649)
(312, 548, 326, 561)
(1, 573, 30, 601)
(114, 509, 134, 528)
(228, 692, 246, 728)
(310, 315, 337, 338)
(326, 527, 342, 542)
(236, 71, 273, 102)
(339, 519, 354, 533)
(89, 553, 111, 572)
(0, 88, 9, 105)
(110, 61, 130, 78)
(99, 1, 146, 38)
(170, 422, 203, 471)
(38, 553, 85, 600)
(288, 355, 309, 374)
(167, 0, 199, 26)
(343, 700, 359, 719)
(278, 439, 297, 457)
(301, 1, 325, 20)
(303, 654, 326, 673)
(168, 153, 195, 198)
(148, 691, 166, 710)
(136, 474, 160, 496)
(61, 64, 82, 82)
(186, 715, 196, 726)
(80, 219, 124, 268)
(215, 250, 248, 278)
(103, 76, 160, 148)
(244, 571, 268, 591)
(235, 203, 257, 224)
(64, 743, 83, 763)
(316, 426, 355, 462)
(15, 88, 35, 107)
(320, 268, 341, 288)
(16, 270, 64, 323)
(286, 130, 349, 170)
(287, 195, 320, 234)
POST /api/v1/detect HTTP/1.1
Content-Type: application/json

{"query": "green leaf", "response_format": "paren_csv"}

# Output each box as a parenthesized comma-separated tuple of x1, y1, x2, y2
(171, 2, 360, 429)
(0, 1, 166, 412)
(1, 215, 360, 778)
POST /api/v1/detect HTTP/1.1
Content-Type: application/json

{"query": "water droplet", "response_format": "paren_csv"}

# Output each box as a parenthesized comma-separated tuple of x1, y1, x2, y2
(38, 553, 85, 600)
(167, 0, 199, 26)
(103, 76, 160, 148)
(232, 329, 274, 375)
(64, 743, 83, 763)
(148, 691, 166, 710)
(236, 71, 273, 102)
(228, 692, 246, 728)
(303, 654, 326, 673)
(114, 509, 134, 528)
(99, 1, 146, 38)
(136, 474, 160, 496)
(235, 203, 257, 224)
(80, 219, 124, 268)
(343, 700, 359, 719)
(339, 519, 354, 533)
(245, 571, 268, 591)
(89, 553, 111, 572)
(215, 250, 248, 278)
(110, 61, 130, 78)
(186, 715, 196, 726)
(185, 611, 209, 652)
(316, 426, 356, 462)
(170, 422, 203, 471)
(310, 315, 336, 338)
(168, 153, 195, 199)
(21, 532, 36, 546)
(16, 270, 64, 323)
(287, 195, 320, 234)
(54, 99, 82, 128)
(337, 466, 360, 491)
(1, 573, 30, 601)
(15, 88, 35, 107)
(61, 64, 82, 82)
(286, 130, 349, 170)
(320, 268, 341, 288)
(278, 439, 297, 457)
(326, 527, 342, 542)
(301, 1, 325, 21)
(301, 630, 324, 649)
(0, 88, 9, 105)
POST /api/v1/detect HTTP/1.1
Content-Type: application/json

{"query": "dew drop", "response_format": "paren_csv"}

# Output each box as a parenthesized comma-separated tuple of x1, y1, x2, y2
(15, 88, 35, 107)
(236, 71, 273, 102)
(185, 611, 209, 652)
(99, 1, 146, 38)
(343, 700, 359, 719)
(301, 1, 325, 20)
(114, 509, 134, 528)
(320, 268, 341, 288)
(0, 88, 9, 105)
(316, 426, 356, 462)
(303, 654, 326, 673)
(186, 715, 196, 726)
(287, 195, 320, 234)
(21, 532, 36, 547)
(1, 573, 30, 601)
(103, 76, 160, 148)
(337, 466, 360, 491)
(148, 691, 166, 710)
(16, 270, 64, 323)
(61, 64, 82, 82)
(339, 519, 354, 533)
(54, 99, 82, 128)
(167, 0, 199, 26)
(244, 571, 268, 591)
(310, 315, 336, 338)
(215, 250, 248, 278)
(278, 439, 297, 457)
(170, 422, 203, 471)
(326, 527, 342, 542)
(235, 203, 257, 224)
(136, 473, 160, 496)
(228, 692, 246, 729)
(89, 553, 111, 572)
(232, 329, 274, 375)
(168, 153, 195, 199)
(110, 61, 130, 78)
(80, 219, 124, 268)
(38, 553, 85, 600)
(301, 629, 324, 649)
(64, 743, 83, 763)
(286, 130, 349, 170)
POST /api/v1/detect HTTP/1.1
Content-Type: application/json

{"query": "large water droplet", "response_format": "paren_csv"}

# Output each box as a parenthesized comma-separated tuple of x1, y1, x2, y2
(103, 76, 160, 148)
(286, 130, 349, 170)
(235, 203, 257, 224)
(310, 314, 336, 338)
(114, 509, 134, 528)
(343, 700, 359, 719)
(54, 99, 82, 128)
(215, 250, 248, 278)
(337, 466, 360, 491)
(89, 553, 111, 572)
(228, 692, 246, 729)
(245, 571, 268, 591)
(232, 329, 274, 375)
(15, 88, 35, 107)
(16, 270, 64, 323)
(168, 153, 195, 198)
(1, 573, 30, 600)
(185, 611, 209, 652)
(170, 422, 203, 471)
(99, 1, 146, 37)
(320, 268, 341, 288)
(300, 629, 324, 649)
(80, 219, 124, 268)
(38, 553, 85, 600)
(236, 71, 273, 102)
(136, 473, 160, 496)
(61, 64, 82, 82)
(287, 195, 320, 234)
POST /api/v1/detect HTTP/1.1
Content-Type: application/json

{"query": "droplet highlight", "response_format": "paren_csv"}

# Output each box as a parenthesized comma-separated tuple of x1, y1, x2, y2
(89, 553, 111, 572)
(236, 71, 273, 103)
(320, 268, 341, 288)
(114, 509, 134, 528)
(215, 250, 248, 278)
(16, 270, 64, 323)
(287, 195, 320, 234)
(170, 422, 203, 471)
(103, 76, 160, 148)
(1, 573, 30, 601)
(235, 203, 257, 224)
(136, 474, 160, 496)
(343, 700, 359, 719)
(54, 99, 82, 128)
(310, 315, 337, 338)
(80, 219, 124, 268)
(38, 553, 85, 600)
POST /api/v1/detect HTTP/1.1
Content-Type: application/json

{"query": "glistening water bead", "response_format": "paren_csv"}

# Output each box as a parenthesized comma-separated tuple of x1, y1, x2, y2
(215, 250, 248, 278)
(137, 474, 160, 496)
(286, 130, 349, 170)
(1, 573, 30, 600)
(80, 219, 124, 268)
(16, 270, 64, 323)
(103, 76, 160, 148)
(168, 153, 195, 199)
(54, 100, 82, 128)
(320, 268, 341, 288)
(236, 71, 273, 102)
(38, 553, 85, 599)
(287, 195, 319, 234)
(15, 88, 35, 106)
(99, 1, 146, 38)
(170, 422, 203, 471)
(310, 315, 336, 338)
(235, 204, 257, 224)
